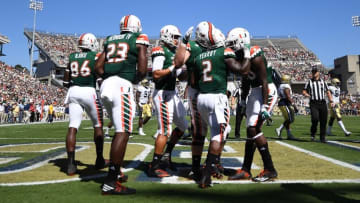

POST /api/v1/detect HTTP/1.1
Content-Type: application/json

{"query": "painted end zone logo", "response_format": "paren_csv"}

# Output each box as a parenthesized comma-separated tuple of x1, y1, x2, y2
(0, 141, 360, 186)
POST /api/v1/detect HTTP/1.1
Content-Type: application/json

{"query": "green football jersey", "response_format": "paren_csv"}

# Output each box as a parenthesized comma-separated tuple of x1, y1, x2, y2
(103, 32, 149, 83)
(186, 41, 204, 90)
(194, 47, 236, 94)
(68, 51, 97, 88)
(248, 46, 273, 88)
(152, 45, 176, 91)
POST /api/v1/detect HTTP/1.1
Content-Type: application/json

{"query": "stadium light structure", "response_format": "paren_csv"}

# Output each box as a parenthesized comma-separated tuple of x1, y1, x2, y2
(352, 16, 360, 27)
(29, 0, 43, 77)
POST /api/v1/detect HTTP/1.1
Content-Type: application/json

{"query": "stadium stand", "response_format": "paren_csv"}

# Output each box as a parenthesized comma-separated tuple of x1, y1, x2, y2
(0, 61, 66, 124)
(24, 30, 327, 84)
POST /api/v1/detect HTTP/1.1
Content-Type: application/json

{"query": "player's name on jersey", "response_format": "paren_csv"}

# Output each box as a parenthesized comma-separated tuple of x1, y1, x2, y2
(74, 53, 88, 58)
(198, 49, 217, 60)
(108, 34, 131, 41)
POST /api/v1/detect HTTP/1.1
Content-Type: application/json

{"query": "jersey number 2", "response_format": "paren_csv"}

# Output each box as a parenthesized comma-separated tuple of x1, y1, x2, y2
(202, 60, 213, 82)
(70, 60, 91, 78)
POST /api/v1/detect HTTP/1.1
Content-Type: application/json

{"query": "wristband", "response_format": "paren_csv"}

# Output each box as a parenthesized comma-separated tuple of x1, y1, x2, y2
(168, 65, 175, 72)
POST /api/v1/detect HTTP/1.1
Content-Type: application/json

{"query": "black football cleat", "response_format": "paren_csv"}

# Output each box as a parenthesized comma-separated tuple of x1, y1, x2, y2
(118, 172, 128, 183)
(198, 167, 212, 189)
(188, 167, 201, 182)
(252, 169, 277, 182)
(95, 157, 110, 170)
(67, 161, 77, 176)
(228, 169, 252, 180)
(160, 153, 177, 171)
(101, 181, 136, 195)
(211, 164, 224, 179)
(147, 164, 170, 178)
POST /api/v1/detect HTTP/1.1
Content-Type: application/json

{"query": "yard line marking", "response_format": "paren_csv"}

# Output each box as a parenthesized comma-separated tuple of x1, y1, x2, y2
(122, 143, 153, 173)
(0, 157, 21, 164)
(160, 178, 360, 184)
(327, 141, 360, 151)
(276, 141, 360, 172)
(0, 143, 153, 186)
(0, 145, 90, 175)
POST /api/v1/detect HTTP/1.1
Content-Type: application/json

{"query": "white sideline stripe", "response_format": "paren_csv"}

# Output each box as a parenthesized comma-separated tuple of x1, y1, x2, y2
(0, 145, 90, 175)
(0, 157, 20, 164)
(276, 141, 360, 172)
(223, 146, 236, 153)
(0, 120, 68, 127)
(0, 143, 153, 186)
(122, 143, 153, 173)
(327, 141, 360, 150)
(160, 178, 360, 184)
(0, 146, 64, 153)
(0, 138, 90, 140)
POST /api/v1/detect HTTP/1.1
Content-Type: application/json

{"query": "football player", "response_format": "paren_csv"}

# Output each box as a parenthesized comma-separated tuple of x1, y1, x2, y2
(327, 78, 351, 136)
(95, 14, 149, 195)
(192, 22, 250, 188)
(63, 33, 107, 176)
(147, 25, 188, 178)
(173, 25, 207, 181)
(275, 74, 297, 140)
(226, 28, 278, 182)
(136, 79, 152, 136)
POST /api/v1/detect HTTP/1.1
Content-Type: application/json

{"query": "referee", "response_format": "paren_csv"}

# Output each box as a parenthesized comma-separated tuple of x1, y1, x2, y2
(303, 66, 334, 142)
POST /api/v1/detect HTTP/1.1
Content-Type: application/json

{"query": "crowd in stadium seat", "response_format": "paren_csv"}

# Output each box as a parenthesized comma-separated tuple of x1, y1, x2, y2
(262, 46, 329, 82)
(33, 31, 329, 82)
(0, 61, 67, 124)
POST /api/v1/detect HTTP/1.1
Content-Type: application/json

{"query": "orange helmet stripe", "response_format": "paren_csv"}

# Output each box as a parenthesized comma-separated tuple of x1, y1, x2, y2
(79, 33, 86, 45)
(124, 15, 130, 28)
(207, 22, 215, 45)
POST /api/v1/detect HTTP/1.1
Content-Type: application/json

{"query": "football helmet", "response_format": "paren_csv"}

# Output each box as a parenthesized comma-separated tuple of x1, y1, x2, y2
(225, 27, 251, 52)
(195, 21, 216, 49)
(212, 28, 225, 48)
(120, 15, 142, 33)
(140, 79, 149, 86)
(331, 78, 340, 86)
(78, 33, 98, 52)
(160, 25, 182, 48)
(281, 74, 291, 84)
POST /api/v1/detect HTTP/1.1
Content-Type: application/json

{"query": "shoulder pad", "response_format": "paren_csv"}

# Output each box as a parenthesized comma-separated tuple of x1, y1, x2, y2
(151, 46, 165, 56)
(95, 52, 102, 60)
(250, 45, 263, 59)
(224, 48, 235, 57)
(136, 34, 149, 46)
(186, 42, 191, 52)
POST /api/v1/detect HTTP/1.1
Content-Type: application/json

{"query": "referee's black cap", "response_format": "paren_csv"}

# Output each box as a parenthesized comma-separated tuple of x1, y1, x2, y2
(311, 66, 319, 73)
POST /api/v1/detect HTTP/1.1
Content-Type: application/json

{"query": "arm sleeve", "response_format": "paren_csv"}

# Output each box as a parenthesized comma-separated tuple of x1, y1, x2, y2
(152, 56, 165, 72)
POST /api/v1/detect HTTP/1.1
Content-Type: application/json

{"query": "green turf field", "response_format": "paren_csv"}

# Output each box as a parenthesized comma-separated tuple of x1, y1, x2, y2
(0, 115, 359, 202)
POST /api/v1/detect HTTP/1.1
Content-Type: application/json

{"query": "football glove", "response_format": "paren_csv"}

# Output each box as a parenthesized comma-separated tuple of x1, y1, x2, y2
(260, 104, 270, 120)
(182, 26, 194, 44)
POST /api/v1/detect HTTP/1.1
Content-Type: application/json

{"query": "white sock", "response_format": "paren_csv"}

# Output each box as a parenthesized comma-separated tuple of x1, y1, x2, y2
(338, 120, 348, 133)
(278, 124, 284, 131)
(105, 127, 109, 135)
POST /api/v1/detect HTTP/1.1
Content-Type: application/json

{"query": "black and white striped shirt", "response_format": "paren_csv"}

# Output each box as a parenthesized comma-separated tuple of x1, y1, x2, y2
(304, 79, 329, 102)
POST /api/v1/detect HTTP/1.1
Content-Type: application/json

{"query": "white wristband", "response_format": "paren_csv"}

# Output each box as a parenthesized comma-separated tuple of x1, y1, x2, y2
(176, 68, 182, 77)
(168, 65, 175, 72)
